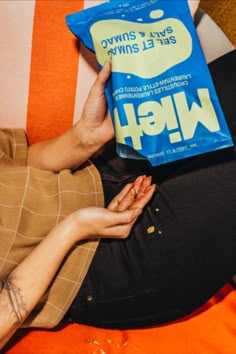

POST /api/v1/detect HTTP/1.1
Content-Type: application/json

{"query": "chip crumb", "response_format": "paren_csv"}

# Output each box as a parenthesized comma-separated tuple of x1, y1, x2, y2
(93, 340, 100, 346)
(122, 341, 128, 346)
(158, 230, 163, 235)
(99, 349, 107, 354)
(145, 185, 153, 192)
(87, 339, 100, 346)
(155, 208, 160, 212)
(147, 225, 155, 234)
(130, 187, 136, 201)
(106, 339, 112, 344)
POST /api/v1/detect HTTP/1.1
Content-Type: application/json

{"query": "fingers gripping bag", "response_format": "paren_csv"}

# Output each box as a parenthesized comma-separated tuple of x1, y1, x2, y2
(66, 0, 233, 166)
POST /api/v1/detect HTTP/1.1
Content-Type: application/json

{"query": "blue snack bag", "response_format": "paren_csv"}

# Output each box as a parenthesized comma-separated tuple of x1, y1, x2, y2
(66, 0, 233, 166)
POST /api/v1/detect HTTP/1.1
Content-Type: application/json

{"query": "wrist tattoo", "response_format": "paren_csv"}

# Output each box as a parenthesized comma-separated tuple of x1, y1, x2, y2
(0, 276, 27, 324)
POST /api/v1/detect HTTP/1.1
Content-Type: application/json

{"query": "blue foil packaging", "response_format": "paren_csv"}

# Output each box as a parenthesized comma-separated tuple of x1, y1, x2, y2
(66, 0, 233, 166)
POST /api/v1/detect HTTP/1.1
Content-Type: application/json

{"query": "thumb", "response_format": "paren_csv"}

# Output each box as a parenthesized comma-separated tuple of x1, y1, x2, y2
(95, 61, 111, 92)
(107, 207, 143, 226)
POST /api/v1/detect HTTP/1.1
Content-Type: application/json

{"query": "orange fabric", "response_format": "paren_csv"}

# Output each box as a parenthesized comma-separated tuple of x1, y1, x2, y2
(26, 0, 84, 144)
(6, 285, 236, 353)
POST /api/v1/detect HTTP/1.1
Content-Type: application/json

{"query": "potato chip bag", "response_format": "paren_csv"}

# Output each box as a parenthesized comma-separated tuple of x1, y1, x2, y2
(66, 0, 233, 166)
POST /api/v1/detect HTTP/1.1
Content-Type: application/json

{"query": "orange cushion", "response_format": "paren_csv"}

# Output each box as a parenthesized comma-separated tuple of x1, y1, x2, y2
(6, 285, 236, 353)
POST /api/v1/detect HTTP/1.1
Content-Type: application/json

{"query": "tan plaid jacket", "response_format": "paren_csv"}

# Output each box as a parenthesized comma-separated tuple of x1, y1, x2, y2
(0, 129, 104, 328)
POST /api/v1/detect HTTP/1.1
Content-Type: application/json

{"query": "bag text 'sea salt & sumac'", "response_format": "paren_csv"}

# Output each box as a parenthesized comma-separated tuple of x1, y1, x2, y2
(66, 0, 233, 166)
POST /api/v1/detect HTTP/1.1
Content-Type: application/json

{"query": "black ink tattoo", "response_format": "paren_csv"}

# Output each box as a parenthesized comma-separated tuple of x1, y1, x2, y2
(1, 276, 27, 324)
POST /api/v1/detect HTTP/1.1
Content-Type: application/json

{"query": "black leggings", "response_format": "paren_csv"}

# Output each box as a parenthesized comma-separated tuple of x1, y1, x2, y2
(67, 50, 236, 329)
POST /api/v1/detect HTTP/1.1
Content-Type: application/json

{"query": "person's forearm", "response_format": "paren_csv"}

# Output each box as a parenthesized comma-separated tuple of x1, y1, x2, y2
(0, 217, 76, 350)
(0, 177, 154, 350)
(27, 122, 103, 171)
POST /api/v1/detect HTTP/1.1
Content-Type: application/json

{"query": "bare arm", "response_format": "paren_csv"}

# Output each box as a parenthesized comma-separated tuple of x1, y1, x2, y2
(0, 176, 155, 350)
(0, 220, 76, 349)
(27, 61, 114, 172)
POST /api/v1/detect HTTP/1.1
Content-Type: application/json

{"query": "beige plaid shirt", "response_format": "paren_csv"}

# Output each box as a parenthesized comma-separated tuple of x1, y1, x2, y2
(0, 129, 104, 328)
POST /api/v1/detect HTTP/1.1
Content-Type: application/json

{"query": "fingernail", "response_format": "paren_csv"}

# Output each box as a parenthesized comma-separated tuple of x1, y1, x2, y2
(103, 60, 110, 70)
